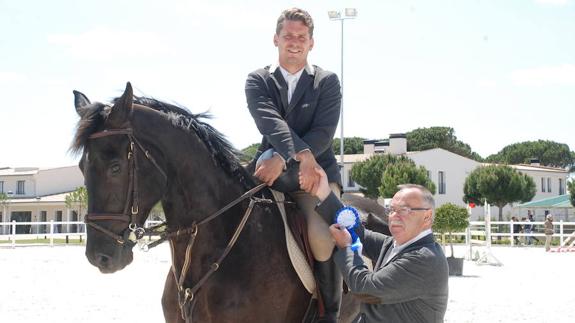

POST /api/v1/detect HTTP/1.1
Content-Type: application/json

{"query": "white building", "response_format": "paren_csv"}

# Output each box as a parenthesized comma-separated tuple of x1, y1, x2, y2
(0, 166, 84, 234)
(338, 135, 569, 220)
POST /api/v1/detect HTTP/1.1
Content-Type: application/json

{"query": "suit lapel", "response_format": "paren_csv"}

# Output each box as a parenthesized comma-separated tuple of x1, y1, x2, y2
(375, 239, 395, 270)
(269, 67, 289, 114)
(386, 233, 436, 265)
(285, 71, 312, 116)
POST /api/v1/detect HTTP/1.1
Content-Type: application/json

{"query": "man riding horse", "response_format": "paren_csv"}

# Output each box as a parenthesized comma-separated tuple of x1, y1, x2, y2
(245, 8, 343, 323)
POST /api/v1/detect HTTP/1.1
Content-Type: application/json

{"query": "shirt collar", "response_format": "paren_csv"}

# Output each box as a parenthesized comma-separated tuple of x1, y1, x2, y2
(393, 228, 433, 251)
(270, 62, 315, 77)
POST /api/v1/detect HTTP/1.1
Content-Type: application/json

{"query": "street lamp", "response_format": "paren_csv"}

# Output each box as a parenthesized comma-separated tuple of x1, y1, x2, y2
(328, 8, 357, 189)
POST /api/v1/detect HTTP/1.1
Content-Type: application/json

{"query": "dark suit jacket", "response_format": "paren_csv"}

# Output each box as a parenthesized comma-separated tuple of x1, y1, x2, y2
(245, 64, 342, 186)
(316, 193, 449, 323)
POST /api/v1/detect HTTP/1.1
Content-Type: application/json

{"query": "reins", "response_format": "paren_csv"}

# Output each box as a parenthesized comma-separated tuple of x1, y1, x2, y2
(84, 126, 284, 321)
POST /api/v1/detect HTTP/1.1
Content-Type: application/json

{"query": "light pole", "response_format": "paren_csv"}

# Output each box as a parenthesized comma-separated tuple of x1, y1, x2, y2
(328, 8, 357, 189)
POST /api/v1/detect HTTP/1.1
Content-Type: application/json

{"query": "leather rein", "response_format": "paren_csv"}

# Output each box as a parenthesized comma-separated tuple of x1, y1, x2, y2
(84, 127, 269, 321)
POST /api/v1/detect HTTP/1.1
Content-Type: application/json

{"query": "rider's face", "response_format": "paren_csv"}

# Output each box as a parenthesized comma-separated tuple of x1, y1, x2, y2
(274, 20, 314, 73)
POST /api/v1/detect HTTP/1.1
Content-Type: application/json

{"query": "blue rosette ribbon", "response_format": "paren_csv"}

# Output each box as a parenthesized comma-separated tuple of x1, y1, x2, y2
(335, 206, 363, 253)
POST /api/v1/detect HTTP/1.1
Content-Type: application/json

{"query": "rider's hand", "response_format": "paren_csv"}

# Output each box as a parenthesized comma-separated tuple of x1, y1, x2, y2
(296, 150, 321, 193)
(254, 154, 285, 186)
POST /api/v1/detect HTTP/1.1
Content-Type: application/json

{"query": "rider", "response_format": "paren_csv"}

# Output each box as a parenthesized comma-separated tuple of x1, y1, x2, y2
(245, 8, 343, 323)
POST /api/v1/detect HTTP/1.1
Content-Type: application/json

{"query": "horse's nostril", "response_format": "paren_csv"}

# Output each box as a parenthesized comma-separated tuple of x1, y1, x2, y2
(96, 253, 111, 267)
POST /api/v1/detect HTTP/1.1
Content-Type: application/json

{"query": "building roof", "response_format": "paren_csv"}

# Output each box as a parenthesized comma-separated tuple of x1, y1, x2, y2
(482, 163, 568, 174)
(336, 154, 374, 163)
(0, 167, 40, 176)
(5, 192, 73, 204)
(517, 194, 573, 208)
(0, 165, 78, 177)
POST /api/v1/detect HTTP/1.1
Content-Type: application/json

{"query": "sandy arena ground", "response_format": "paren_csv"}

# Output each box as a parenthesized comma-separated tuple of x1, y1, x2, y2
(0, 244, 573, 323)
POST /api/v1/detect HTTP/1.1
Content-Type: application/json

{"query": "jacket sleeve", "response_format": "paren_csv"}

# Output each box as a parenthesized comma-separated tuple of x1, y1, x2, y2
(333, 247, 435, 304)
(315, 192, 388, 261)
(245, 70, 308, 161)
(300, 73, 341, 157)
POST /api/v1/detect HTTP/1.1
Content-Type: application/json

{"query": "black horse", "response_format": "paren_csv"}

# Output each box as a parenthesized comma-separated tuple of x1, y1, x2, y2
(71, 83, 388, 323)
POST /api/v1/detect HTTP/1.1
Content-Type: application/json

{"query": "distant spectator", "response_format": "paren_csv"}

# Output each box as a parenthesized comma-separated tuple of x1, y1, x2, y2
(544, 214, 554, 252)
(512, 216, 522, 246)
(520, 217, 527, 245)
(526, 213, 540, 245)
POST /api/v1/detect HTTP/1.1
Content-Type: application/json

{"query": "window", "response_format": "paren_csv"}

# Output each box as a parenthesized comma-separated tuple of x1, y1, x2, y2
(55, 211, 63, 233)
(40, 211, 47, 234)
(16, 181, 25, 195)
(0, 181, 4, 193)
(347, 171, 355, 188)
(541, 178, 545, 192)
(547, 178, 551, 193)
(438, 171, 446, 195)
(559, 179, 564, 195)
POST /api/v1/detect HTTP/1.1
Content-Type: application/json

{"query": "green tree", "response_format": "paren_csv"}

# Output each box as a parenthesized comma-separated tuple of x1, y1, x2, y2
(332, 137, 366, 155)
(239, 143, 260, 163)
(351, 154, 410, 198)
(463, 165, 536, 222)
(433, 203, 469, 257)
(406, 127, 483, 161)
(65, 186, 88, 217)
(379, 160, 436, 198)
(568, 180, 575, 207)
(486, 140, 574, 168)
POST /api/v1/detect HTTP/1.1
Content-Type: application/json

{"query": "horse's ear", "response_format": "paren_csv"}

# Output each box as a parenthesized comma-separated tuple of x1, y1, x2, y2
(107, 82, 133, 128)
(73, 90, 90, 117)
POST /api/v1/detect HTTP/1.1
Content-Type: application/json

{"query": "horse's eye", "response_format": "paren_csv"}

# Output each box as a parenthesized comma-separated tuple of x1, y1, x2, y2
(110, 164, 121, 174)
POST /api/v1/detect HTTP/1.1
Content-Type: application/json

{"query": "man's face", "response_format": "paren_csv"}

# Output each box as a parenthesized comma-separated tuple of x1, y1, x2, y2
(274, 20, 314, 72)
(388, 188, 432, 245)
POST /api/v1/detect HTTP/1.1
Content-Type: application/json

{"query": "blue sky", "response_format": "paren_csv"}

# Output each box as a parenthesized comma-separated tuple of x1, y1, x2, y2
(1, 0, 574, 168)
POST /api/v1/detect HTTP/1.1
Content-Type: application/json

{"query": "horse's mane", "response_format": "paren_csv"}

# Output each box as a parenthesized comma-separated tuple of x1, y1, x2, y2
(71, 97, 254, 189)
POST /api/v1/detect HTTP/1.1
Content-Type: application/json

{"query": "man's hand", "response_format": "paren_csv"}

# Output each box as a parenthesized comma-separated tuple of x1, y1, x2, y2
(304, 167, 331, 202)
(329, 224, 352, 249)
(254, 154, 285, 186)
(296, 150, 321, 193)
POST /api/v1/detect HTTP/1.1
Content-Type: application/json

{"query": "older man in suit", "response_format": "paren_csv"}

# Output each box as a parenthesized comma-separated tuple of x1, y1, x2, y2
(310, 168, 449, 323)
(245, 8, 343, 323)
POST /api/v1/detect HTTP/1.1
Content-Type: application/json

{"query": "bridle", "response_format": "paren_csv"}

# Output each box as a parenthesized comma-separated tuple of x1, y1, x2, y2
(84, 128, 167, 246)
(83, 126, 274, 322)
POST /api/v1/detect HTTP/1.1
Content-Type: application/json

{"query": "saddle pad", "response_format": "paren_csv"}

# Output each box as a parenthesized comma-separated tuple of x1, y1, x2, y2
(270, 189, 316, 295)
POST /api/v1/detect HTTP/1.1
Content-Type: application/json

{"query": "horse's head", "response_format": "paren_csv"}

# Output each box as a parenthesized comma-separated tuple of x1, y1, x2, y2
(72, 83, 168, 273)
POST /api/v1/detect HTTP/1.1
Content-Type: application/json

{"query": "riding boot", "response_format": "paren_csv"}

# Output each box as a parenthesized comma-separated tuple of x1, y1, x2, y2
(314, 257, 342, 323)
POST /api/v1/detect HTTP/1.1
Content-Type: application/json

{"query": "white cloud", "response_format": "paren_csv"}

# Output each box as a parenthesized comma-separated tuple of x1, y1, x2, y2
(47, 27, 172, 61)
(534, 0, 571, 5)
(510, 64, 575, 86)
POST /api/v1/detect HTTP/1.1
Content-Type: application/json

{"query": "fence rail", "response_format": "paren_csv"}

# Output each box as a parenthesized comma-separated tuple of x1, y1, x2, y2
(3, 220, 574, 249)
(0, 220, 163, 248)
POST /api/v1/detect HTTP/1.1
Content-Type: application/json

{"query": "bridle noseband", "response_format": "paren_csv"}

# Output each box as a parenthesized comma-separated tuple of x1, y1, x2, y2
(84, 128, 167, 246)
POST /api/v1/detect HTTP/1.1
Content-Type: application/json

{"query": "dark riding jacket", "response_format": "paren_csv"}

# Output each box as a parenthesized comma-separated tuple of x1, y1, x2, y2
(245, 64, 342, 187)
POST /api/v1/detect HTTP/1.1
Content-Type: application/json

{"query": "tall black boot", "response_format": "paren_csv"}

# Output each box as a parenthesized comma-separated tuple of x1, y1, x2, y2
(314, 258, 342, 323)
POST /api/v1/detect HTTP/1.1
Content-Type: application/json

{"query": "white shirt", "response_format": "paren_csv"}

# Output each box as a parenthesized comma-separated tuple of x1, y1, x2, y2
(384, 228, 433, 265)
(279, 66, 304, 104)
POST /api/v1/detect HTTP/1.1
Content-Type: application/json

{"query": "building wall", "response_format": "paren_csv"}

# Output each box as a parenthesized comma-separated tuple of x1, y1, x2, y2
(1, 203, 82, 235)
(408, 148, 482, 217)
(0, 174, 37, 197)
(36, 166, 83, 196)
(340, 146, 569, 220)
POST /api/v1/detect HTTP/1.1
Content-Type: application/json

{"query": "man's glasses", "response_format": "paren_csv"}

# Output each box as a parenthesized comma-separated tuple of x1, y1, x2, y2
(386, 206, 430, 216)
